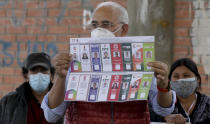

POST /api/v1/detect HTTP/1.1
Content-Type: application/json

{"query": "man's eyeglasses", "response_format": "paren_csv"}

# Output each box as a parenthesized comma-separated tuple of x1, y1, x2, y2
(89, 20, 115, 29)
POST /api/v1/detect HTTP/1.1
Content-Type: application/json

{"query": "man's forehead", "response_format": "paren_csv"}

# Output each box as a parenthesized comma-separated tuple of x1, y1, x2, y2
(92, 6, 118, 23)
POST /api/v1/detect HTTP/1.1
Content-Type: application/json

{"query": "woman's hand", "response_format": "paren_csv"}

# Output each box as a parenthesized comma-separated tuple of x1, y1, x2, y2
(164, 114, 186, 124)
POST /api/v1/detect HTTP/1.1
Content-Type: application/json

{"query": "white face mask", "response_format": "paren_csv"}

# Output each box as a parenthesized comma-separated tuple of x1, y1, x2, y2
(29, 73, 50, 92)
(90, 26, 122, 38)
(170, 77, 198, 98)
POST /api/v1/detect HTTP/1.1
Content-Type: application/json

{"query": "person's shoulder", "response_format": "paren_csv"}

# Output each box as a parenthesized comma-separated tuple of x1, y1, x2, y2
(198, 92, 210, 105)
(0, 91, 21, 103)
(1, 91, 18, 99)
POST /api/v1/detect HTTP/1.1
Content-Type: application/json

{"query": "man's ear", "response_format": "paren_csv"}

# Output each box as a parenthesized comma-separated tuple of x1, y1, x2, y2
(121, 24, 128, 36)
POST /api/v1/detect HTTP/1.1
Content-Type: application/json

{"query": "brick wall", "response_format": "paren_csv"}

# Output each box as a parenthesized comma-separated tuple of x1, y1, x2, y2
(174, 0, 210, 96)
(0, 0, 128, 98)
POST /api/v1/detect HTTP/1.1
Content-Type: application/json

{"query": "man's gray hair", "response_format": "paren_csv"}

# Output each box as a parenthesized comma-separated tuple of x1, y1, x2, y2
(93, 1, 129, 24)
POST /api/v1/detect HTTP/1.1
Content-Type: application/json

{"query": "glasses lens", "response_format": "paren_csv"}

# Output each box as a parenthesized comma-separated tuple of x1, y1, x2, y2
(101, 22, 113, 28)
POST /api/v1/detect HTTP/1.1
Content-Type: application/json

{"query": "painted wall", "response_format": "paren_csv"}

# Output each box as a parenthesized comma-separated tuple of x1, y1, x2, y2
(127, 0, 174, 66)
(0, 0, 128, 98)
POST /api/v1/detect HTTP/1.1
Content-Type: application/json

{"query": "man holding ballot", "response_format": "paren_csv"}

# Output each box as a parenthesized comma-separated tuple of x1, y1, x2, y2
(41, 1, 176, 124)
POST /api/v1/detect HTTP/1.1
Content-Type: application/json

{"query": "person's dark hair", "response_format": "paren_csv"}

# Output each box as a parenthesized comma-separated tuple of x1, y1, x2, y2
(21, 66, 28, 80)
(22, 52, 55, 78)
(21, 66, 55, 76)
(168, 58, 201, 91)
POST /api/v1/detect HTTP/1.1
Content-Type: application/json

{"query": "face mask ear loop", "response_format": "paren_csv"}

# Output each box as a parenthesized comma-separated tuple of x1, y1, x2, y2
(112, 24, 123, 34)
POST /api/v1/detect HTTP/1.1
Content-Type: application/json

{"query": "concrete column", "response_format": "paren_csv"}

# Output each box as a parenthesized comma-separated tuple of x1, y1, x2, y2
(127, 0, 174, 66)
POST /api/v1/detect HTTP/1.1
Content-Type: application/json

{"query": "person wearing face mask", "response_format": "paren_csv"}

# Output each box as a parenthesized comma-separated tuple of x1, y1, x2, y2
(41, 1, 176, 124)
(0, 52, 63, 124)
(163, 58, 210, 124)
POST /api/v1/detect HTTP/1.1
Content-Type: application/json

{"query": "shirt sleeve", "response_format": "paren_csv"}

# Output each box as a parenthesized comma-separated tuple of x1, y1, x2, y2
(41, 93, 70, 123)
(149, 77, 176, 117)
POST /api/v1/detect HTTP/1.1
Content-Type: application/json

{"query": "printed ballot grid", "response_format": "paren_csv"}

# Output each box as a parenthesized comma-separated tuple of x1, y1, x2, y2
(65, 36, 155, 102)
(65, 73, 153, 102)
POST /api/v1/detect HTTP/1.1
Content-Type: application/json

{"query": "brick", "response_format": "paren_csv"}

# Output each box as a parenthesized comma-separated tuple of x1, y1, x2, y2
(0, 35, 16, 41)
(173, 46, 189, 56)
(69, 9, 83, 17)
(7, 26, 26, 34)
(0, 18, 12, 25)
(110, 0, 127, 8)
(48, 26, 68, 34)
(16, 1, 24, 8)
(37, 1, 60, 8)
(79, 34, 90, 38)
(27, 26, 47, 34)
(201, 85, 210, 94)
(0, 93, 2, 99)
(16, 41, 27, 52)
(17, 35, 36, 42)
(27, 9, 43, 17)
(175, 10, 195, 19)
(0, 76, 2, 83)
(174, 19, 193, 27)
(48, 9, 62, 17)
(46, 0, 60, 8)
(45, 18, 57, 25)
(89, 0, 106, 8)
(175, 1, 192, 9)
(22, 18, 36, 25)
(15, 68, 23, 76)
(0, 26, 5, 33)
(7, 9, 26, 17)
(200, 75, 208, 84)
(56, 35, 70, 42)
(0, 9, 6, 16)
(174, 28, 189, 37)
(26, 1, 39, 8)
(0, 84, 14, 92)
(61, 17, 81, 25)
(174, 37, 192, 46)
(0, 67, 15, 75)
(67, 1, 81, 8)
(6, 42, 17, 51)
(197, 65, 205, 74)
(189, 47, 193, 55)
(70, 27, 89, 34)
(38, 35, 56, 42)
(173, 55, 193, 62)
(16, 51, 28, 60)
(56, 42, 69, 51)
(0, 1, 12, 8)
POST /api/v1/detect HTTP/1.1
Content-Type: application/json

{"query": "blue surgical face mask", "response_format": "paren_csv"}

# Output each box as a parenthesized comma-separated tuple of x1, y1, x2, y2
(29, 73, 50, 92)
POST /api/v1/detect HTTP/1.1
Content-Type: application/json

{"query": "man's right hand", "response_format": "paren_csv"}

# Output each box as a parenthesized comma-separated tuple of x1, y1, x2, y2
(164, 114, 186, 124)
(52, 53, 72, 78)
(48, 53, 72, 109)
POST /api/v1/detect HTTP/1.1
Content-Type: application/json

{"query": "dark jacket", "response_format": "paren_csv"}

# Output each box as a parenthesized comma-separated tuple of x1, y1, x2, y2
(150, 92, 210, 124)
(0, 82, 63, 124)
(173, 92, 210, 124)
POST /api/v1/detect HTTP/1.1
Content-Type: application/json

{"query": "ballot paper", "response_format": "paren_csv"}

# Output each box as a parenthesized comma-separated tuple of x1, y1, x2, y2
(65, 36, 155, 102)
